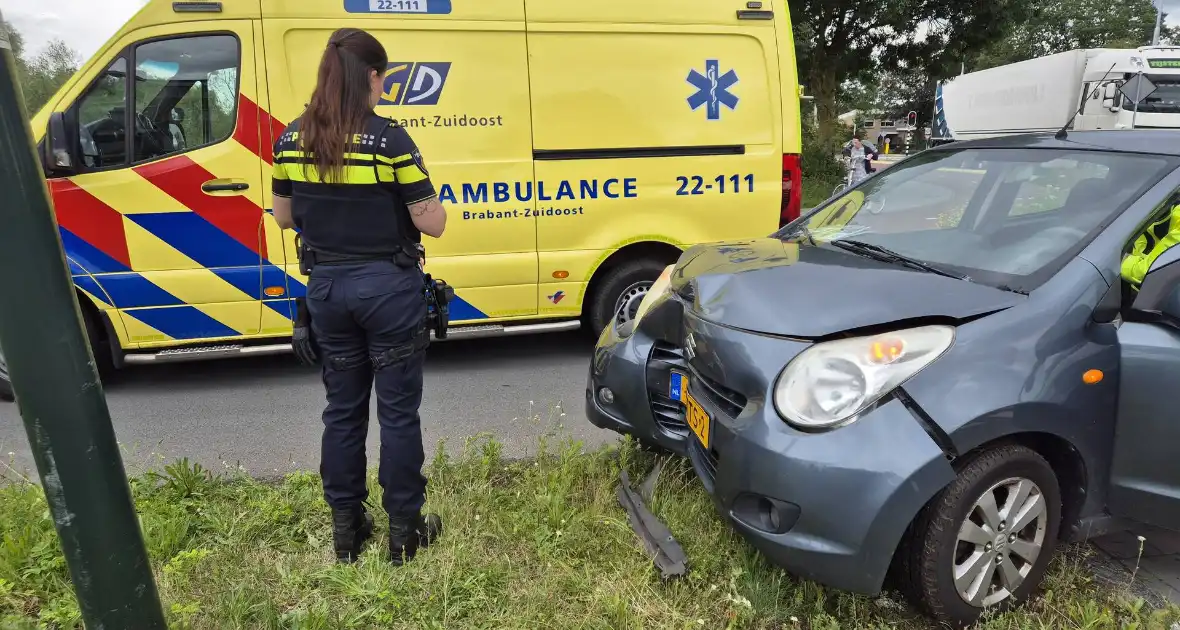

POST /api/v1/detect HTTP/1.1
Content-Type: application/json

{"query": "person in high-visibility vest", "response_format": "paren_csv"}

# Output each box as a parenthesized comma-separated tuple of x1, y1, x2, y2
(1122, 203, 1180, 289)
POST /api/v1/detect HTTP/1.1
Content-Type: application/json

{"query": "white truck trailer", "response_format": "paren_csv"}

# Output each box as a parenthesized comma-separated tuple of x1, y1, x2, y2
(931, 46, 1180, 145)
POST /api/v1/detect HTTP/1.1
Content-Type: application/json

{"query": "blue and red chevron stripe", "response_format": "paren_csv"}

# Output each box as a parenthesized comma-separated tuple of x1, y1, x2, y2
(50, 93, 486, 345)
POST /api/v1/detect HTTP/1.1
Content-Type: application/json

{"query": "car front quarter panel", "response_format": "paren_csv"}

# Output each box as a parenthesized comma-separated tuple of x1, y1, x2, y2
(901, 259, 1119, 521)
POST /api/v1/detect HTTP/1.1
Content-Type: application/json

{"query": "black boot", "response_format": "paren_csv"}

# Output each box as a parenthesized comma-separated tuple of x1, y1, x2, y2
(388, 512, 444, 566)
(332, 505, 374, 563)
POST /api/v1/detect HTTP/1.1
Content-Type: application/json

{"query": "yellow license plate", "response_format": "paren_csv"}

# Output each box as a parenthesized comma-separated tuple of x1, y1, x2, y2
(684, 389, 711, 449)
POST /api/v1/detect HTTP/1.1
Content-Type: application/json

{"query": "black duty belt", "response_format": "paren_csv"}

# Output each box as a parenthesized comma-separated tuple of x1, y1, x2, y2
(308, 250, 396, 265)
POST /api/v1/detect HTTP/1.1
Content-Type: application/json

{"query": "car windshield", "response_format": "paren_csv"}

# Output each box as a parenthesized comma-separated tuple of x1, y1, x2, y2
(778, 147, 1175, 293)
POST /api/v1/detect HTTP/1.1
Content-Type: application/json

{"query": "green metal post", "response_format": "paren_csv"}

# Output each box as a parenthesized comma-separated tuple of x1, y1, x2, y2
(0, 11, 167, 629)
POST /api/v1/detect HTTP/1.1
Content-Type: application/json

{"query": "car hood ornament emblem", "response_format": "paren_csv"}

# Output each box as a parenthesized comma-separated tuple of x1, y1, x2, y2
(685, 332, 697, 361)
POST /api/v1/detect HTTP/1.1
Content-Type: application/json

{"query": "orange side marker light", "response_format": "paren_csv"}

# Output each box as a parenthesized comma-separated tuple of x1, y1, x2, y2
(552, 270, 570, 279)
(1082, 369, 1103, 385)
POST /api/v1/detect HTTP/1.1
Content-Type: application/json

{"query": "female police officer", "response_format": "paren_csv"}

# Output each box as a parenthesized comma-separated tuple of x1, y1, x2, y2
(270, 28, 447, 565)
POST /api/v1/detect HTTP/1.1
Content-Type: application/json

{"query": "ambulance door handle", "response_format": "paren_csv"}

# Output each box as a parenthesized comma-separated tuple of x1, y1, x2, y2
(738, 2, 773, 19)
(202, 179, 250, 193)
(737, 9, 773, 19)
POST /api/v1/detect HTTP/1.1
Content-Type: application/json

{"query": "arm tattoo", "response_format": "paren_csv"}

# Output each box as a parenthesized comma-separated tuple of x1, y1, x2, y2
(409, 198, 442, 217)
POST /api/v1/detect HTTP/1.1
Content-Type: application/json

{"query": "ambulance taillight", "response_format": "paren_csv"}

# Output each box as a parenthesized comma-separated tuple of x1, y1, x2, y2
(780, 154, 802, 227)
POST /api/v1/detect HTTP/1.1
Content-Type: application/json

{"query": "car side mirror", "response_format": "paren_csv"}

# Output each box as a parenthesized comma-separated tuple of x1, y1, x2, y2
(41, 112, 77, 178)
(1131, 246, 1180, 321)
(1155, 285, 1180, 321)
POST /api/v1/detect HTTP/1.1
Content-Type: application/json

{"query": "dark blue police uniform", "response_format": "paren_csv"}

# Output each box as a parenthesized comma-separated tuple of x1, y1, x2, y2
(272, 113, 440, 563)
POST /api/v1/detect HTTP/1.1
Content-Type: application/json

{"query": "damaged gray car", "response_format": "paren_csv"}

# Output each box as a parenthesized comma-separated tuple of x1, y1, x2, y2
(585, 130, 1180, 626)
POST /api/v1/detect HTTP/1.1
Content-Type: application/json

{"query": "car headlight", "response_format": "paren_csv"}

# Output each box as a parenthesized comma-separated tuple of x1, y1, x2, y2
(623, 264, 675, 335)
(773, 325, 955, 429)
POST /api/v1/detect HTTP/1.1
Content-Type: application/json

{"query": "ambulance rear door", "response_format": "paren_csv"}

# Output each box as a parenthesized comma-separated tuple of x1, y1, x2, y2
(524, 0, 785, 316)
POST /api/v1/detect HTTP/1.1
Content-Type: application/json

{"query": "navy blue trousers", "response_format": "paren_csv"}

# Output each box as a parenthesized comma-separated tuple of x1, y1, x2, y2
(304, 260, 428, 517)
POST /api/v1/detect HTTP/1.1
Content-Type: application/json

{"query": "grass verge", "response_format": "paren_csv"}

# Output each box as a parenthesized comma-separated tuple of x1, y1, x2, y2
(2, 434, 1178, 629)
(802, 176, 840, 211)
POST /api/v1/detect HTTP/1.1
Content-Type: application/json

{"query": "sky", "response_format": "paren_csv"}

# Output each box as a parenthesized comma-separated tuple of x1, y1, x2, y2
(2, 0, 1180, 61)
(0, 0, 148, 61)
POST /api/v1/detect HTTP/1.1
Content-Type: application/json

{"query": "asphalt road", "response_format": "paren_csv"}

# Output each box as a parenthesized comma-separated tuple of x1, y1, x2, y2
(0, 331, 613, 478)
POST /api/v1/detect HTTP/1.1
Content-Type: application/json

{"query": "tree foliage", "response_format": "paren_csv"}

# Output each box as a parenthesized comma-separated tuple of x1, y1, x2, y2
(825, 0, 1175, 145)
(788, 0, 1029, 142)
(972, 0, 1175, 71)
(2, 20, 80, 116)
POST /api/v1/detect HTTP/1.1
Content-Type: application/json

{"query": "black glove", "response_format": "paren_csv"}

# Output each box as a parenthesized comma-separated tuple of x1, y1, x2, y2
(292, 297, 320, 366)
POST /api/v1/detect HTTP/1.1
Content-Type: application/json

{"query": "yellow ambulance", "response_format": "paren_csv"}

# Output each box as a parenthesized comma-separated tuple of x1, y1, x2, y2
(18, 0, 802, 385)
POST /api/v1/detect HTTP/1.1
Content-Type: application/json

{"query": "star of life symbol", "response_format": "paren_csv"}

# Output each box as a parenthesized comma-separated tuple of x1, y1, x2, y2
(687, 60, 739, 120)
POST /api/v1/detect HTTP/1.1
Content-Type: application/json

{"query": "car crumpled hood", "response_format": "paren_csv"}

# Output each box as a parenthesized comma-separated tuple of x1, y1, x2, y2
(670, 237, 1025, 338)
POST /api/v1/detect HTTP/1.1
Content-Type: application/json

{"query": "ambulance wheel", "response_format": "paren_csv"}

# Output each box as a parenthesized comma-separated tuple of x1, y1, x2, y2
(0, 306, 108, 403)
(0, 344, 12, 402)
(587, 258, 668, 337)
(80, 306, 115, 380)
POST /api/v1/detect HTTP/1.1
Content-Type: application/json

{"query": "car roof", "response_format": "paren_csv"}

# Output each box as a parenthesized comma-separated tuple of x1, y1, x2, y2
(928, 130, 1180, 157)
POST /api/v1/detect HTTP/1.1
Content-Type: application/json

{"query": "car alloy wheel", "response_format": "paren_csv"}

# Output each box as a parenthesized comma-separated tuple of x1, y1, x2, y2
(953, 476, 1048, 608)
(897, 444, 1062, 628)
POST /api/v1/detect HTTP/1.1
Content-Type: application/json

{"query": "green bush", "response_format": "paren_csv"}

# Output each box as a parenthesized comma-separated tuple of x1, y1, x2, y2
(800, 120, 844, 185)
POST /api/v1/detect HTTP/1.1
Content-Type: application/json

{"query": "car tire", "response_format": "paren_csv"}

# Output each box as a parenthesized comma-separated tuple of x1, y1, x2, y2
(586, 258, 668, 338)
(898, 444, 1062, 628)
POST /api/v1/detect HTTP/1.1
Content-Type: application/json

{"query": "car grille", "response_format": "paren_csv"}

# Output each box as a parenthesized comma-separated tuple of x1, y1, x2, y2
(648, 342, 688, 435)
(650, 391, 689, 436)
(692, 370, 747, 419)
(650, 341, 682, 364)
(647, 339, 749, 444)
(689, 437, 719, 492)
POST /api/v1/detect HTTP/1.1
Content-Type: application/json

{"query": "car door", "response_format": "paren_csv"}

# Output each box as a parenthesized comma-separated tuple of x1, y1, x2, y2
(49, 21, 268, 346)
(1109, 240, 1180, 529)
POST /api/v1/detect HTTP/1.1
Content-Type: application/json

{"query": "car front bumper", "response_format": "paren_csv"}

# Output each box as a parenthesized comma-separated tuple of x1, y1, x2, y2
(585, 313, 693, 456)
(593, 306, 958, 595)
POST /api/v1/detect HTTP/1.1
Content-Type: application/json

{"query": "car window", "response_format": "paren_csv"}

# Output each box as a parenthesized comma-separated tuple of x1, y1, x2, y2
(75, 57, 129, 169)
(1123, 79, 1180, 114)
(131, 35, 240, 163)
(780, 147, 1175, 293)
(72, 35, 240, 172)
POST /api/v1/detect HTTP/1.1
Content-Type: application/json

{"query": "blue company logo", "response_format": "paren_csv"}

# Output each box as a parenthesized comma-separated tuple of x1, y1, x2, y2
(548, 290, 566, 305)
(380, 62, 452, 106)
(687, 60, 739, 121)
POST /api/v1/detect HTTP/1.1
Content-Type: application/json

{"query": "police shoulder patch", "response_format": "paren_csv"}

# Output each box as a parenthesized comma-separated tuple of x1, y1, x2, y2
(412, 149, 428, 176)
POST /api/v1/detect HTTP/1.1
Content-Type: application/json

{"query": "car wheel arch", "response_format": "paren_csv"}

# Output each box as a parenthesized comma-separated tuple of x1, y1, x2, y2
(880, 431, 1090, 593)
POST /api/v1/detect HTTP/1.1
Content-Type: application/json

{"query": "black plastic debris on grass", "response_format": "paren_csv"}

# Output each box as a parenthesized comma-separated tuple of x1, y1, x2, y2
(617, 460, 688, 579)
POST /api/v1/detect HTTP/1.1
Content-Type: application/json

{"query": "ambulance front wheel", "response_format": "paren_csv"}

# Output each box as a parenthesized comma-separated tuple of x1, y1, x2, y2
(0, 305, 109, 403)
(586, 258, 668, 338)
(0, 344, 11, 402)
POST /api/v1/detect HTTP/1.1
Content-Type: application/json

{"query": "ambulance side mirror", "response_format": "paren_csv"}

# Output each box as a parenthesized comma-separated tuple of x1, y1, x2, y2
(41, 113, 77, 178)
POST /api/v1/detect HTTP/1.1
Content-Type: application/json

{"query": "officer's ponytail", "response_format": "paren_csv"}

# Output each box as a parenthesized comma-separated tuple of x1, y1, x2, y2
(301, 28, 388, 184)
